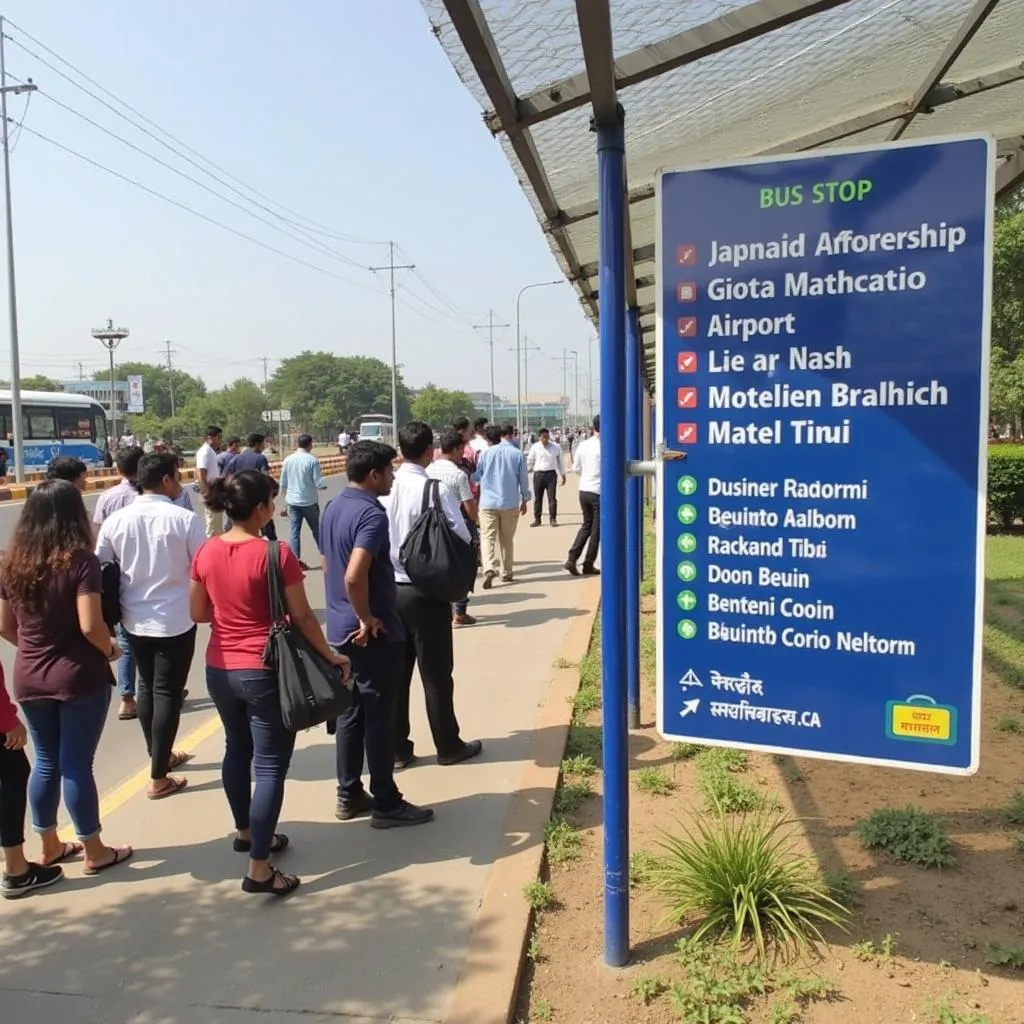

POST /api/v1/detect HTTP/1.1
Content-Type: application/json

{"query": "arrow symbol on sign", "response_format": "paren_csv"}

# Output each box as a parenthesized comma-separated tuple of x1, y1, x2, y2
(680, 698, 701, 718)
(680, 669, 702, 688)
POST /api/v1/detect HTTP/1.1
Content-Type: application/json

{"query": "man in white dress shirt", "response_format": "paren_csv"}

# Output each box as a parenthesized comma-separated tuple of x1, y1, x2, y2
(194, 425, 224, 538)
(565, 415, 601, 577)
(96, 451, 207, 799)
(526, 427, 566, 527)
(468, 416, 489, 457)
(383, 422, 482, 767)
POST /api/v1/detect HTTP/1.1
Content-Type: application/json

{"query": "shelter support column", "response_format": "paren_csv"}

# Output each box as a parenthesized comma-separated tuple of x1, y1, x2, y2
(626, 306, 642, 730)
(596, 106, 629, 968)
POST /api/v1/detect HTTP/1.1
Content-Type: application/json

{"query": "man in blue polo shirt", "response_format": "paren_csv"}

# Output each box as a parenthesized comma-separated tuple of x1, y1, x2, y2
(224, 431, 277, 540)
(320, 439, 433, 830)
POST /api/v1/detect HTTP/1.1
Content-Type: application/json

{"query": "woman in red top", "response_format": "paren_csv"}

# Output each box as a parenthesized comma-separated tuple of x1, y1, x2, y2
(190, 471, 350, 896)
(0, 666, 62, 897)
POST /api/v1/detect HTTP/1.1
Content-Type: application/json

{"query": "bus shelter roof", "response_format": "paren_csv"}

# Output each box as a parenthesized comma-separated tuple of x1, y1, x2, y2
(421, 0, 1024, 382)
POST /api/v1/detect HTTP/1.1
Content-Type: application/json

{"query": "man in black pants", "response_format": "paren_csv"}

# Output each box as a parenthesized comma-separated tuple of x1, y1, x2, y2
(566, 415, 602, 577)
(322, 441, 433, 828)
(386, 422, 483, 768)
(526, 427, 565, 527)
(96, 452, 206, 798)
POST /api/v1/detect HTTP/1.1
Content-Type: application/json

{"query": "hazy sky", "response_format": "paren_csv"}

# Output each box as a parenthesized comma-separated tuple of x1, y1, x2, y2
(0, 1, 595, 402)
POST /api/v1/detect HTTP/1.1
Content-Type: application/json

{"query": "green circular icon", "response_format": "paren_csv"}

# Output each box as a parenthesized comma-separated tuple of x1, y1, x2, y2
(677, 619, 698, 640)
(677, 533, 697, 554)
(677, 561, 697, 582)
(677, 475, 698, 496)
(677, 504, 698, 525)
(677, 590, 698, 612)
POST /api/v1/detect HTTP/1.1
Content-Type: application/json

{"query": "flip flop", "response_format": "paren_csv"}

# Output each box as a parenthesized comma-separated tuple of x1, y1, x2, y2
(83, 846, 133, 876)
(147, 777, 188, 801)
(167, 751, 194, 771)
(42, 841, 83, 867)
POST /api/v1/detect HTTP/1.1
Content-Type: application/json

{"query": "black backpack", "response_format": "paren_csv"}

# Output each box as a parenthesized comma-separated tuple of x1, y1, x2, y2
(399, 478, 477, 603)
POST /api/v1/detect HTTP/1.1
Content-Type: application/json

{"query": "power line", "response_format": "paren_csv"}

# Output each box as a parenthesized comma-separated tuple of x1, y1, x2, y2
(34, 87, 372, 272)
(14, 121, 391, 296)
(473, 310, 509, 421)
(3, 21, 388, 247)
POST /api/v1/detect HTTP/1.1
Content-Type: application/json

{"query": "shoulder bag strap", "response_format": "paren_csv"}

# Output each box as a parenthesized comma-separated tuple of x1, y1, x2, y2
(266, 540, 287, 623)
(420, 477, 434, 514)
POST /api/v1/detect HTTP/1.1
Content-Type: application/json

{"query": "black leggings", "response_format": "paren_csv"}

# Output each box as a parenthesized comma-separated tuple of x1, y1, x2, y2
(0, 742, 30, 849)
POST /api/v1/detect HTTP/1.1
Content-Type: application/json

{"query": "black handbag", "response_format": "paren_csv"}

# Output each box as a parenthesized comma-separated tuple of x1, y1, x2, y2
(399, 478, 477, 603)
(100, 561, 122, 628)
(263, 540, 353, 731)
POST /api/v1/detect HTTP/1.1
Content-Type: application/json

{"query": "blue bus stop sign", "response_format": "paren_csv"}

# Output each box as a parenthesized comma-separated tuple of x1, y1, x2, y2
(655, 136, 993, 774)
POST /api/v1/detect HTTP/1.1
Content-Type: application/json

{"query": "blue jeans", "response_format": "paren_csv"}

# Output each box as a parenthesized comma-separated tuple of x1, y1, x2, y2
(21, 687, 110, 841)
(206, 666, 296, 861)
(116, 622, 136, 699)
(288, 503, 320, 561)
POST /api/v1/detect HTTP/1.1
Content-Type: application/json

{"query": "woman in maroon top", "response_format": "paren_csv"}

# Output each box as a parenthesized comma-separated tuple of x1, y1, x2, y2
(0, 480, 132, 875)
(191, 471, 349, 896)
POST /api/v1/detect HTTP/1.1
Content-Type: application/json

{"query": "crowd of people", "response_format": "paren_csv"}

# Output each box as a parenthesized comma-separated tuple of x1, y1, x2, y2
(0, 413, 601, 901)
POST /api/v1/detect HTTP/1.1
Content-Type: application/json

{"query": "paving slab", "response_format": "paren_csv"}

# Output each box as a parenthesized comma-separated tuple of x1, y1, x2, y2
(0, 479, 598, 1024)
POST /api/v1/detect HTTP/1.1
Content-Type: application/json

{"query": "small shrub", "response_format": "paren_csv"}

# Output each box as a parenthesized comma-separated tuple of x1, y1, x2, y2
(700, 770, 765, 813)
(854, 806, 956, 868)
(545, 819, 582, 865)
(629, 849, 657, 887)
(561, 753, 596, 777)
(523, 881, 555, 911)
(996, 715, 1022, 733)
(629, 976, 668, 1005)
(696, 746, 749, 773)
(554, 780, 592, 815)
(571, 686, 600, 722)
(1004, 790, 1024, 825)
(984, 942, 1024, 968)
(652, 805, 849, 960)
(987, 445, 1024, 528)
(929, 995, 992, 1024)
(531, 997, 553, 1021)
(671, 741, 704, 761)
(565, 727, 601, 762)
(636, 766, 676, 795)
(527, 927, 543, 963)
(768, 1001, 800, 1024)
(823, 869, 862, 907)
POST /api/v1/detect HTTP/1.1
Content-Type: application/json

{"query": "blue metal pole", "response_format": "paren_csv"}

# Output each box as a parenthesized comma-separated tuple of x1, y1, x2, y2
(597, 107, 629, 968)
(626, 307, 641, 731)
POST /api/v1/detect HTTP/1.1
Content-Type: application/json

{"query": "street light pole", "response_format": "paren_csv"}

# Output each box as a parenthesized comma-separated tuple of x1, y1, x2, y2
(0, 19, 37, 483)
(515, 279, 562, 444)
(91, 319, 129, 446)
(370, 242, 414, 434)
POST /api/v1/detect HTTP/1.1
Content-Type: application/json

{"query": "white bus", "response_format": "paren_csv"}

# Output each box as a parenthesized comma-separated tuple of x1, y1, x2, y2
(0, 390, 110, 468)
(355, 414, 395, 446)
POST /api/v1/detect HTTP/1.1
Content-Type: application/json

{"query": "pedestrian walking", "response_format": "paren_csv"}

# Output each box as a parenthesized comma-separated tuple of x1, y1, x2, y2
(278, 433, 327, 569)
(0, 480, 132, 877)
(386, 423, 482, 768)
(190, 471, 350, 896)
(196, 425, 225, 538)
(474, 423, 530, 588)
(566, 415, 602, 577)
(527, 427, 565, 527)
(96, 452, 206, 799)
(322, 440, 434, 828)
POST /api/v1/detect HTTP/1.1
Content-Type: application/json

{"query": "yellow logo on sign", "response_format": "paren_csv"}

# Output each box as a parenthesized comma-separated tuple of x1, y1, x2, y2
(886, 694, 957, 745)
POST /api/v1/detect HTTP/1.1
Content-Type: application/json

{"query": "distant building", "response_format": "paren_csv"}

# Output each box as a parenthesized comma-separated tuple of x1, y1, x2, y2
(61, 380, 129, 420)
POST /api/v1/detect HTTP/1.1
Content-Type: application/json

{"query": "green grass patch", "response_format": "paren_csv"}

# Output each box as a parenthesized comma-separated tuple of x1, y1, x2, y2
(822, 869, 862, 907)
(700, 771, 765, 813)
(523, 880, 556, 911)
(544, 818, 583, 865)
(984, 942, 1024, 969)
(629, 975, 668, 1005)
(1004, 790, 1024, 825)
(671, 741, 704, 761)
(564, 726, 601, 763)
(635, 765, 676, 796)
(630, 849, 658, 887)
(928, 995, 992, 1024)
(553, 779, 593, 815)
(986, 534, 1024, 581)
(997, 715, 1023, 733)
(855, 806, 956, 868)
(560, 753, 596, 777)
(696, 746, 749, 774)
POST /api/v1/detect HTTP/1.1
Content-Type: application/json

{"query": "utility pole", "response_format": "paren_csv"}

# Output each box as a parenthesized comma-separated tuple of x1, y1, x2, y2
(511, 337, 541, 439)
(76, 361, 85, 380)
(473, 309, 509, 422)
(369, 241, 414, 433)
(261, 356, 270, 389)
(555, 348, 577, 436)
(91, 318, 129, 447)
(0, 18, 37, 483)
(164, 339, 176, 418)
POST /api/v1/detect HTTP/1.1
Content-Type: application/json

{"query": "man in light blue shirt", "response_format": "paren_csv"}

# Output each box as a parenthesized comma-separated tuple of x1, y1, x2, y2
(473, 423, 530, 588)
(278, 433, 327, 568)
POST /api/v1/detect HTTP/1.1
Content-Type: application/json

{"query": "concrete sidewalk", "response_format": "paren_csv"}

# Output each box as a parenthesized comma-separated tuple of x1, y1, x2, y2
(0, 480, 599, 1024)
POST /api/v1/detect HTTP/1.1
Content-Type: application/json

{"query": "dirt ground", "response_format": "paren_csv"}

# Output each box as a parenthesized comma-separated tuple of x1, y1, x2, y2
(516, 536, 1024, 1024)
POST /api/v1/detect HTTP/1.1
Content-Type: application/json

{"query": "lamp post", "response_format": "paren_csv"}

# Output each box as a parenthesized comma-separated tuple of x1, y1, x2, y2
(91, 319, 129, 446)
(0, 19, 37, 483)
(515, 280, 562, 444)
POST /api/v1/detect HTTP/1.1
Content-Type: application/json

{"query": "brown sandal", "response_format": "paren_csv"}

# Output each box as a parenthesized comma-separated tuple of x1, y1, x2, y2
(147, 776, 188, 800)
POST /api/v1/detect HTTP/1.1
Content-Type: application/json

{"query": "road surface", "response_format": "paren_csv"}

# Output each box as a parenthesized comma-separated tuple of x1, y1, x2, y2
(0, 473, 348, 801)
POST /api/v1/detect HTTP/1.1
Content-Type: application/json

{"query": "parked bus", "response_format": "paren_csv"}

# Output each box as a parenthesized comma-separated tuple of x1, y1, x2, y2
(354, 413, 395, 446)
(0, 390, 109, 468)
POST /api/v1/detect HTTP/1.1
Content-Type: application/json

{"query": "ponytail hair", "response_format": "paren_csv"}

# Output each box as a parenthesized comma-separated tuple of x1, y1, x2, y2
(204, 470, 278, 520)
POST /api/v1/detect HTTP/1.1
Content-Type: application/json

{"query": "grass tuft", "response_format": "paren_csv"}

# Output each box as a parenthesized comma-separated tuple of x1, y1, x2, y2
(854, 806, 956, 868)
(560, 754, 597, 778)
(629, 849, 657, 887)
(635, 766, 676, 796)
(553, 780, 593, 816)
(544, 819, 583, 866)
(1004, 790, 1024, 825)
(523, 880, 556, 911)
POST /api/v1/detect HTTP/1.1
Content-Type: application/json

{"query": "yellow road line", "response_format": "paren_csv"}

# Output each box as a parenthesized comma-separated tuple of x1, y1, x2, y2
(58, 711, 224, 837)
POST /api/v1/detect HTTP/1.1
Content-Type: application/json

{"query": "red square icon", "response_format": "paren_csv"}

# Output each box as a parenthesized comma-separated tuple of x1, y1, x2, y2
(677, 387, 698, 409)
(678, 317, 698, 338)
(677, 282, 698, 303)
(678, 423, 698, 445)
(676, 244, 697, 266)
(677, 351, 698, 374)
